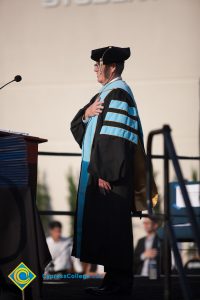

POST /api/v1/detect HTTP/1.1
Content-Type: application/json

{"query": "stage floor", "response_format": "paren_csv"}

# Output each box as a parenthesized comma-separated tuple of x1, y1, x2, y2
(1, 275, 200, 299)
(42, 275, 200, 300)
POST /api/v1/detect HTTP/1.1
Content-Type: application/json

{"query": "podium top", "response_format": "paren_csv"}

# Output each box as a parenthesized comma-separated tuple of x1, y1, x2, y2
(0, 131, 47, 144)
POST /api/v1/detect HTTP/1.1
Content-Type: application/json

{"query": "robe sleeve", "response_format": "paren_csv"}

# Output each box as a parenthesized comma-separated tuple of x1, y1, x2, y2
(88, 89, 139, 182)
(70, 94, 98, 148)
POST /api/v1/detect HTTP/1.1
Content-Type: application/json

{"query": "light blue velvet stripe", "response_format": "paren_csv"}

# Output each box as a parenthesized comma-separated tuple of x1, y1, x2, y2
(100, 125, 138, 144)
(76, 87, 112, 258)
(105, 112, 138, 130)
(76, 117, 97, 258)
(109, 100, 137, 117)
(76, 160, 89, 257)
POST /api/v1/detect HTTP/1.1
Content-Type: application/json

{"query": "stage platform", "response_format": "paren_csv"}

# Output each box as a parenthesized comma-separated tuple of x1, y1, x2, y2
(42, 275, 200, 300)
(1, 275, 200, 299)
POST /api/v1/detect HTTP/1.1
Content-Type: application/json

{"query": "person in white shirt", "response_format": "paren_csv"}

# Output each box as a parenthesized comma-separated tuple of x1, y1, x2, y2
(45, 221, 73, 274)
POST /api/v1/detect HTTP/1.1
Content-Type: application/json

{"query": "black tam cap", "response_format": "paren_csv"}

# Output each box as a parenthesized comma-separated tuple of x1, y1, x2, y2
(91, 46, 131, 64)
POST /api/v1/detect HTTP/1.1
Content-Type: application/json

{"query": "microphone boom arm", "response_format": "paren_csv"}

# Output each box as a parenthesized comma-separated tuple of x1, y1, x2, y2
(0, 79, 15, 90)
(0, 76, 22, 90)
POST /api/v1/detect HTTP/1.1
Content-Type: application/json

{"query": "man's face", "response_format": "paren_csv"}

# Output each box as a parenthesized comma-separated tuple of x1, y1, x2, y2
(94, 62, 114, 85)
(50, 227, 62, 241)
(143, 218, 158, 234)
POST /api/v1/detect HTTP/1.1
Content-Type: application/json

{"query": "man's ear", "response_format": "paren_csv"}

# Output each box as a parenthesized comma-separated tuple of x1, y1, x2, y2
(110, 63, 116, 75)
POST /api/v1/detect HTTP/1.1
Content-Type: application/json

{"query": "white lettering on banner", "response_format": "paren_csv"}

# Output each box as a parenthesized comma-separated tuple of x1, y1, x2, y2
(110, 0, 127, 3)
(41, 0, 157, 7)
(75, 0, 91, 5)
(42, 0, 59, 7)
(92, 0, 109, 4)
(42, 0, 70, 7)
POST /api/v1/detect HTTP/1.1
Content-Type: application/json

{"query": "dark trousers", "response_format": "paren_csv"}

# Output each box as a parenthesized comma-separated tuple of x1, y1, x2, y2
(103, 265, 134, 289)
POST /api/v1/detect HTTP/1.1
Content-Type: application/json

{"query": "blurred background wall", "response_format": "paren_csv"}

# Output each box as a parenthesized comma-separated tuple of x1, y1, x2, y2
(0, 0, 199, 242)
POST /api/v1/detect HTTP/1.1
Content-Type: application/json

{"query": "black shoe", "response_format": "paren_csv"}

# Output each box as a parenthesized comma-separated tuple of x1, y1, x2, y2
(85, 285, 132, 296)
(84, 286, 99, 294)
(84, 283, 107, 295)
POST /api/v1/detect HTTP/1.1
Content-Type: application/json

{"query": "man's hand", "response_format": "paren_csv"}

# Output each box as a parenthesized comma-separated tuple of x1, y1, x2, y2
(143, 248, 158, 259)
(83, 97, 104, 119)
(98, 178, 111, 191)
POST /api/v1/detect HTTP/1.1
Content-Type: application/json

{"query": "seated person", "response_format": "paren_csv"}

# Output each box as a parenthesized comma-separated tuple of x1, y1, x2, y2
(134, 216, 161, 276)
(45, 221, 73, 274)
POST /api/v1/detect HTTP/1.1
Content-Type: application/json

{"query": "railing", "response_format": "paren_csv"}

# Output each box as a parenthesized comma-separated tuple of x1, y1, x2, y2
(38, 126, 200, 300)
(38, 151, 199, 220)
(146, 124, 200, 300)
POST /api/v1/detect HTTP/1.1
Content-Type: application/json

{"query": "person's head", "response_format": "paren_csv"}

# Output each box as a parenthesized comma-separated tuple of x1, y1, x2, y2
(143, 216, 159, 235)
(49, 221, 62, 241)
(94, 62, 124, 85)
(91, 46, 130, 85)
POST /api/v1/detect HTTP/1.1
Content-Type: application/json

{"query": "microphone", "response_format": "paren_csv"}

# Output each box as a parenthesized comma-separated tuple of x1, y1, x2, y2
(14, 75, 22, 82)
(0, 75, 22, 90)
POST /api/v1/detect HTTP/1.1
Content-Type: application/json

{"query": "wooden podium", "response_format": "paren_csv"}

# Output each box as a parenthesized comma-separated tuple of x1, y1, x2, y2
(0, 131, 52, 300)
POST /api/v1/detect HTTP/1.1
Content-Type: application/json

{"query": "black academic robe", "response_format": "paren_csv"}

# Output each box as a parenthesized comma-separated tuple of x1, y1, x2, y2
(70, 88, 155, 271)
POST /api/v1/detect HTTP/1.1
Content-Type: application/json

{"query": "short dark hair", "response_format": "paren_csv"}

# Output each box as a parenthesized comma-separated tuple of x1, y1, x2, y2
(105, 62, 125, 78)
(49, 221, 62, 230)
(115, 62, 124, 76)
(148, 215, 159, 224)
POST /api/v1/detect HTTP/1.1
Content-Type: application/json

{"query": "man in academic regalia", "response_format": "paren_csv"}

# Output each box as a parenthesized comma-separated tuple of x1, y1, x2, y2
(70, 46, 157, 296)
